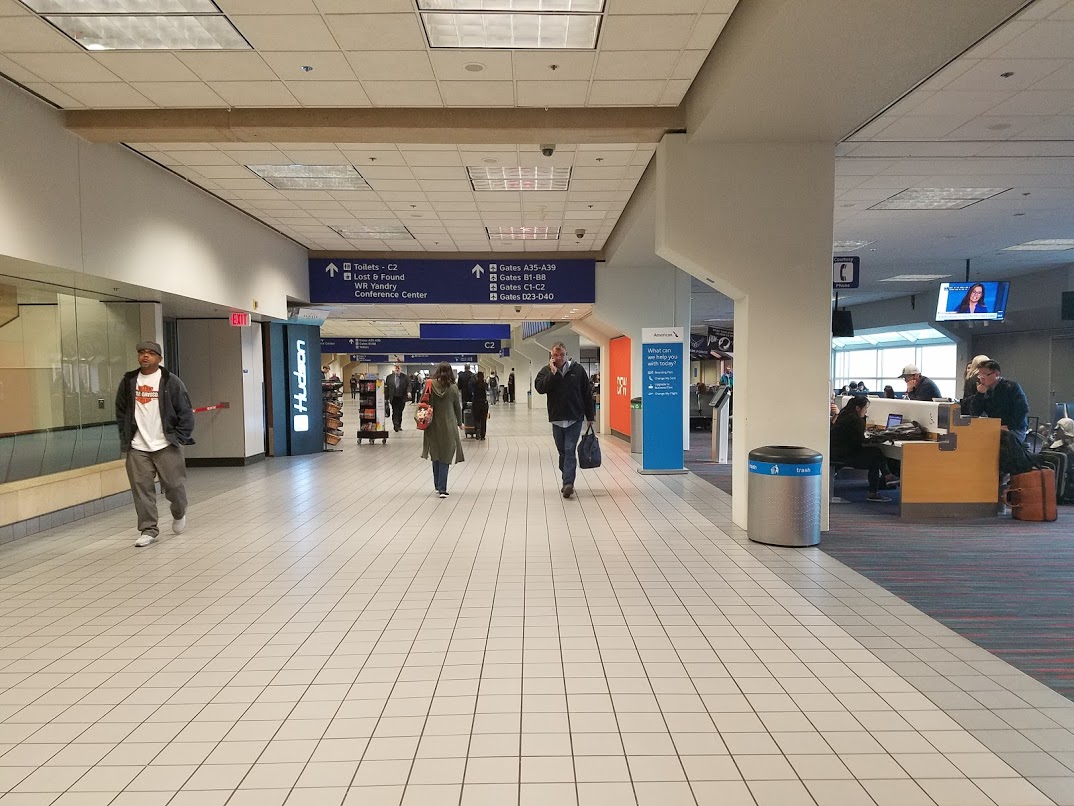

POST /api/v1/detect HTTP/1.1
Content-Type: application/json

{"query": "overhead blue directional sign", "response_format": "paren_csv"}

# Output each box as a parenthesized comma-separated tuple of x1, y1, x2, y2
(309, 258, 596, 304)
(420, 323, 511, 340)
(322, 338, 500, 354)
(350, 354, 478, 364)
(833, 256, 860, 289)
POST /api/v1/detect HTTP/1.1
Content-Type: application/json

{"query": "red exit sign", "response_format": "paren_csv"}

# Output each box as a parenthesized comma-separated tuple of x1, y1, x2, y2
(230, 311, 251, 327)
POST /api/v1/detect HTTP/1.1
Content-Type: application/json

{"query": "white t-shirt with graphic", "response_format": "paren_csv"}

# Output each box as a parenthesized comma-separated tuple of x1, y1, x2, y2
(131, 369, 170, 452)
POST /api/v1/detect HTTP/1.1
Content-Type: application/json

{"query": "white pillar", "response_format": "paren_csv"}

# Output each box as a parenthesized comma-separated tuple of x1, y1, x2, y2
(656, 134, 835, 530)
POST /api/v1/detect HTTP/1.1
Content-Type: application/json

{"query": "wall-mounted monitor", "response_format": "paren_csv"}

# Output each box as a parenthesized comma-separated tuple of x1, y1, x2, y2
(935, 281, 1010, 322)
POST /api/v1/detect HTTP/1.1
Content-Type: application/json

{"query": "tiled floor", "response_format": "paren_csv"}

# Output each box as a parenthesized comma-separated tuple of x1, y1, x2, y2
(1, 401, 1073, 805)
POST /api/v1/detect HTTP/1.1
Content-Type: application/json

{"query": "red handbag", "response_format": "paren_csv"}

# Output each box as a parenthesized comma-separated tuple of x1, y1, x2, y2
(414, 381, 434, 430)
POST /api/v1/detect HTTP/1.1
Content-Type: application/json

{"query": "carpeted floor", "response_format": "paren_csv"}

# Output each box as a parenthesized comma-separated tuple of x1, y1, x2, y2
(686, 442, 1074, 701)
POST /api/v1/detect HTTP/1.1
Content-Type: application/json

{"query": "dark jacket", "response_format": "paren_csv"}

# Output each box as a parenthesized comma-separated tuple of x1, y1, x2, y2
(535, 361, 595, 423)
(115, 366, 195, 452)
(471, 379, 489, 416)
(830, 413, 867, 461)
(385, 371, 409, 400)
(907, 375, 942, 401)
(457, 369, 474, 403)
(421, 381, 465, 464)
(967, 378, 1029, 441)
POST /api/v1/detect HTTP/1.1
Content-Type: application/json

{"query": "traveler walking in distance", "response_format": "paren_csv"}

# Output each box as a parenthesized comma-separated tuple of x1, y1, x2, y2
(115, 341, 195, 547)
(385, 364, 410, 432)
(535, 342, 595, 499)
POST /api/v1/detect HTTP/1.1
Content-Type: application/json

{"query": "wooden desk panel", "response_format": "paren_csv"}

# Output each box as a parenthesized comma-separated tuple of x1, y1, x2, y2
(899, 415, 1000, 517)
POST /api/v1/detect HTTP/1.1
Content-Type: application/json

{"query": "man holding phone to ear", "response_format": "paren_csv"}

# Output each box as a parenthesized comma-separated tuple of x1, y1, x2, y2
(535, 341, 595, 499)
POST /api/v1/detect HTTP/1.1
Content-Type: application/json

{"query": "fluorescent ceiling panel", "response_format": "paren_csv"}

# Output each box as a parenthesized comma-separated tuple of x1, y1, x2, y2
(869, 187, 1010, 211)
(25, 0, 218, 10)
(422, 11, 600, 49)
(468, 165, 571, 191)
(1003, 239, 1074, 251)
(46, 13, 247, 50)
(832, 240, 875, 251)
(488, 226, 561, 240)
(248, 164, 370, 190)
(878, 274, 952, 282)
(418, 0, 603, 8)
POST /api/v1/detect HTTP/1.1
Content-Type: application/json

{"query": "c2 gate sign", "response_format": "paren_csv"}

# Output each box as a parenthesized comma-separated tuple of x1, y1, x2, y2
(309, 258, 596, 304)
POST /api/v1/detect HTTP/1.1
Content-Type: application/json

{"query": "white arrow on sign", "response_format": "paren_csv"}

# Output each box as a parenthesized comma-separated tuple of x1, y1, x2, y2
(471, 264, 485, 278)
(325, 262, 339, 277)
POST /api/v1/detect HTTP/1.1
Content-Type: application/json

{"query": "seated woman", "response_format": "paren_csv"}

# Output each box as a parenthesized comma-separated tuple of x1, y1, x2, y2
(831, 396, 899, 502)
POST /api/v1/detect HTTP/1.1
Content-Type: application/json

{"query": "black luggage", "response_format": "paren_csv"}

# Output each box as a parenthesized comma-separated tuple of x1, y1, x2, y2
(1040, 450, 1070, 504)
(463, 403, 476, 438)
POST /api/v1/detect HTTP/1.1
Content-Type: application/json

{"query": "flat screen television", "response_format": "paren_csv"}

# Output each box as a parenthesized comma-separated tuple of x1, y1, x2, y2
(935, 280, 1010, 322)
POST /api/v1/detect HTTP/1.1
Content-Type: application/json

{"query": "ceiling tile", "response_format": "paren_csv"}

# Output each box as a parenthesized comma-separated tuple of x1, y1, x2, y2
(131, 82, 227, 107)
(1011, 115, 1074, 140)
(280, 148, 351, 164)
(9, 53, 119, 83)
(368, 179, 422, 192)
(686, 13, 730, 50)
(418, 180, 472, 192)
(359, 165, 414, 179)
(430, 50, 513, 81)
(362, 80, 443, 106)
(411, 166, 467, 179)
(438, 80, 514, 106)
(946, 58, 1068, 92)
(262, 51, 357, 82)
(346, 51, 434, 81)
(660, 79, 691, 105)
(314, 0, 414, 11)
(215, 149, 292, 164)
(177, 52, 276, 82)
(1031, 62, 1074, 91)
(673, 49, 709, 80)
(612, 0, 706, 11)
(338, 148, 408, 165)
(987, 90, 1074, 116)
(0, 53, 42, 83)
(328, 14, 427, 51)
(516, 80, 589, 106)
(192, 164, 256, 179)
(22, 82, 84, 108)
(209, 81, 300, 106)
(600, 15, 696, 51)
(230, 15, 338, 51)
(0, 0, 31, 13)
(175, 149, 238, 166)
(588, 80, 665, 106)
(217, 0, 319, 12)
(990, 20, 1074, 60)
(402, 150, 463, 167)
(286, 80, 371, 106)
(93, 53, 199, 83)
(52, 82, 153, 107)
(512, 51, 594, 81)
(911, 90, 1012, 118)
(595, 50, 678, 81)
(0, 15, 79, 52)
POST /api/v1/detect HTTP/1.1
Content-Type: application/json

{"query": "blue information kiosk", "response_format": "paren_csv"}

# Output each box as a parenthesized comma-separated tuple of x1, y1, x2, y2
(639, 327, 688, 475)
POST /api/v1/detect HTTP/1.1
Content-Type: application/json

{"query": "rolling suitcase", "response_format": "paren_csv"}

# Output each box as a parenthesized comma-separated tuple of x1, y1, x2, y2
(1005, 467, 1058, 522)
(463, 403, 476, 438)
(1040, 449, 1070, 504)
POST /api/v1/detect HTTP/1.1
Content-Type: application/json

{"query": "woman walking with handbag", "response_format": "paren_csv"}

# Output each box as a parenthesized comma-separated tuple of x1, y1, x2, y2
(420, 362, 465, 498)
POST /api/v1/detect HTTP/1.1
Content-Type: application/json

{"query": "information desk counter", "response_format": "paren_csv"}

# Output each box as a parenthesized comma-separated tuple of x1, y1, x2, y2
(837, 399, 1000, 519)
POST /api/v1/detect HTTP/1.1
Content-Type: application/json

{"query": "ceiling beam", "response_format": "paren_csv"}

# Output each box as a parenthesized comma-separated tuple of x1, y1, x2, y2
(65, 107, 685, 145)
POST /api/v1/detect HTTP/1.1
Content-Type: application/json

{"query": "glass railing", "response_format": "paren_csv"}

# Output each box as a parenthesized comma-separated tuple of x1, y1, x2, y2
(0, 422, 121, 484)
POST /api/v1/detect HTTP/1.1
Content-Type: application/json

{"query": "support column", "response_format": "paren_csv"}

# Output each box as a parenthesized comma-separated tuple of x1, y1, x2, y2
(656, 134, 835, 530)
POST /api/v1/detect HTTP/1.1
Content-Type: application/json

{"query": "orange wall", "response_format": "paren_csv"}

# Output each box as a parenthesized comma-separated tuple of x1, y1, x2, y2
(609, 336, 632, 435)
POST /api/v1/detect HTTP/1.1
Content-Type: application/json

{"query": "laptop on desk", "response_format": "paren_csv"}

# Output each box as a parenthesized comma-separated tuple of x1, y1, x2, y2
(886, 413, 903, 429)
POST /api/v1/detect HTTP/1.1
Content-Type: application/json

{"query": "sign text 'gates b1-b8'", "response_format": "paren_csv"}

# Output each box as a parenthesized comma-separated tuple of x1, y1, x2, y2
(308, 259, 596, 305)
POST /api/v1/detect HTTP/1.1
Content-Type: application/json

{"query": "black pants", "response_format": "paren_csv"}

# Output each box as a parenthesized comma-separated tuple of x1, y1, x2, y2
(390, 397, 406, 430)
(472, 404, 488, 438)
(838, 447, 891, 494)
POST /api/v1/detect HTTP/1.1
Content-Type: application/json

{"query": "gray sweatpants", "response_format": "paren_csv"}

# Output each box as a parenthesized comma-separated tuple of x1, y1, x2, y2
(125, 445, 188, 537)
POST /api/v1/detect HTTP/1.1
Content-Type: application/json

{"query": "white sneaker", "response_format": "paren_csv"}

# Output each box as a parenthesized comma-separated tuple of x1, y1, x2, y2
(172, 515, 187, 534)
(135, 532, 156, 547)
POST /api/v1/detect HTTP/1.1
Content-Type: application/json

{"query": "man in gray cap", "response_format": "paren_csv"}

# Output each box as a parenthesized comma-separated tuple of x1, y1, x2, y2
(899, 364, 942, 402)
(115, 340, 195, 547)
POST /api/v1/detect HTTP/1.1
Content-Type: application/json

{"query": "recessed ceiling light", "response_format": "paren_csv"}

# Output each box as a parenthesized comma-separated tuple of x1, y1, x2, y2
(44, 13, 247, 50)
(482, 158, 499, 165)
(832, 240, 875, 251)
(877, 274, 952, 282)
(869, 187, 1010, 211)
(468, 166, 571, 191)
(418, 1, 605, 49)
(463, 61, 485, 72)
(247, 164, 370, 191)
(1003, 239, 1074, 251)
(488, 226, 561, 240)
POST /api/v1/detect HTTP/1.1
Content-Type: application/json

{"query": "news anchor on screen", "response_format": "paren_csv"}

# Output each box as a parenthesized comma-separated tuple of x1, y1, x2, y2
(952, 283, 988, 314)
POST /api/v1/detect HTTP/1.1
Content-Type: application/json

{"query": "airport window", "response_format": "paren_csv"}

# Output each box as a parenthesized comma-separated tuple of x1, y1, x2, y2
(832, 327, 958, 398)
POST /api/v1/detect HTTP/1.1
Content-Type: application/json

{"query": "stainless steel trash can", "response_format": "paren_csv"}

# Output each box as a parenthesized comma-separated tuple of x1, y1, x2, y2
(630, 397, 642, 454)
(747, 446, 822, 547)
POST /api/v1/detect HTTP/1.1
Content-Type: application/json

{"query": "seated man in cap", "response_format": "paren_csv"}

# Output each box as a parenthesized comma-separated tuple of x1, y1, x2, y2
(899, 364, 942, 401)
(115, 340, 196, 547)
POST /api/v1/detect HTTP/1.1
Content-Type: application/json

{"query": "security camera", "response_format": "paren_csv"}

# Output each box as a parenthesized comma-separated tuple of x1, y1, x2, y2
(540, 144, 555, 157)
(514, 305, 522, 313)
(575, 228, 586, 239)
